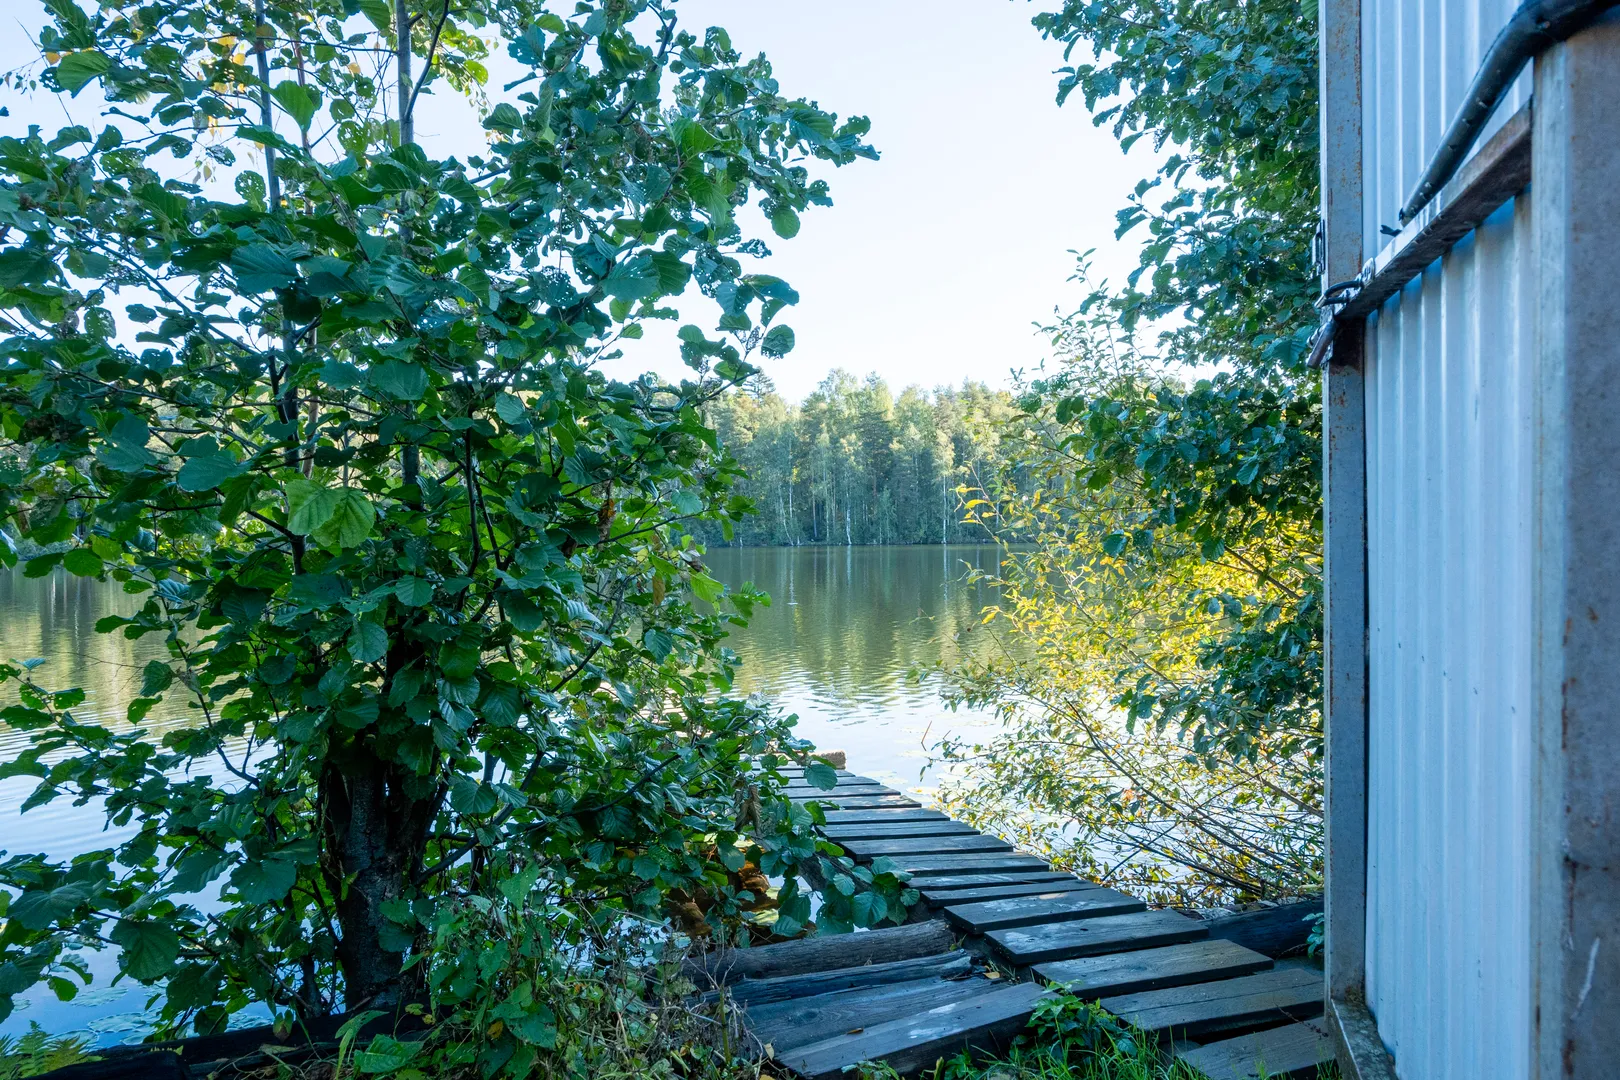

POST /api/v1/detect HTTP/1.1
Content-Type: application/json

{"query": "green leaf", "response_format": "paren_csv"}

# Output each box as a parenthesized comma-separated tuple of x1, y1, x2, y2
(62, 548, 101, 577)
(803, 762, 838, 790)
(761, 325, 796, 358)
(1101, 532, 1129, 557)
(770, 206, 801, 239)
(9, 883, 90, 929)
(449, 774, 498, 815)
(176, 447, 246, 491)
(689, 572, 723, 604)
(271, 82, 317, 131)
(230, 856, 298, 904)
(642, 629, 674, 661)
(348, 621, 388, 664)
(395, 577, 434, 606)
(356, 0, 392, 34)
(0, 247, 57, 288)
(287, 479, 341, 536)
(55, 51, 111, 95)
(110, 920, 181, 980)
(141, 660, 173, 697)
(355, 1034, 420, 1073)
(371, 360, 428, 400)
(314, 490, 375, 549)
(231, 243, 298, 293)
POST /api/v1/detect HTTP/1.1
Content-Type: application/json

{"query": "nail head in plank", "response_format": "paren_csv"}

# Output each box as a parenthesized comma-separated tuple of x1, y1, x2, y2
(820, 808, 949, 825)
(1033, 940, 1274, 1001)
(920, 879, 1101, 906)
(987, 909, 1207, 965)
(745, 976, 992, 1054)
(886, 853, 1050, 877)
(783, 982, 1050, 1080)
(1174, 1019, 1335, 1080)
(821, 821, 980, 842)
(840, 835, 1015, 862)
(721, 952, 971, 1007)
(1099, 966, 1323, 1041)
(942, 888, 1146, 933)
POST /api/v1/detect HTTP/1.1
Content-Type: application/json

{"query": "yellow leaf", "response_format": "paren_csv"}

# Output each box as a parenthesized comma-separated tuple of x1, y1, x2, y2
(45, 52, 60, 63)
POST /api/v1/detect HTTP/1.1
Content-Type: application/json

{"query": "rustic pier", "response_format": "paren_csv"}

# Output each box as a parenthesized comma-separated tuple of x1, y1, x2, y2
(710, 766, 1332, 1080)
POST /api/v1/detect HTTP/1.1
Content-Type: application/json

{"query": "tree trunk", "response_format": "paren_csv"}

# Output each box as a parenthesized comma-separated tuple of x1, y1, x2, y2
(320, 743, 437, 1009)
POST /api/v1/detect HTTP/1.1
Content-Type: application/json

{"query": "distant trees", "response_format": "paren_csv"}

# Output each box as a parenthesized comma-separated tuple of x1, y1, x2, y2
(702, 372, 1018, 547)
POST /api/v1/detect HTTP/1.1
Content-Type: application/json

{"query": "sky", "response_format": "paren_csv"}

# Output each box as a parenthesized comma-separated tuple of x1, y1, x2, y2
(1, 0, 1162, 402)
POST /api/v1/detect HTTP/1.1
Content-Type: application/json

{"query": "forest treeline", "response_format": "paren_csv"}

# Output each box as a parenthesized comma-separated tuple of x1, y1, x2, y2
(701, 371, 1019, 547)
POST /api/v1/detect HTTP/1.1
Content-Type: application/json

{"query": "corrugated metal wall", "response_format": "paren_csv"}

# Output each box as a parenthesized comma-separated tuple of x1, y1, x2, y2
(1360, 2, 1534, 1077)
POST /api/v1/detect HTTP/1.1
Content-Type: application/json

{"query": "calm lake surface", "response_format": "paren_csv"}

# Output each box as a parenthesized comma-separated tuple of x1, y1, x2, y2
(0, 545, 1010, 1043)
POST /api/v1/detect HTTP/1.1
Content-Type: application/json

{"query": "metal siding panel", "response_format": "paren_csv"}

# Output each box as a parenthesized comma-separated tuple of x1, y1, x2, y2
(1363, 192, 1532, 1080)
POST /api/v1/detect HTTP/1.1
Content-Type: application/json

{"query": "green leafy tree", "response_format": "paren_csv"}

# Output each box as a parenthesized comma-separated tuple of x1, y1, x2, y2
(938, 0, 1324, 901)
(0, 0, 908, 1044)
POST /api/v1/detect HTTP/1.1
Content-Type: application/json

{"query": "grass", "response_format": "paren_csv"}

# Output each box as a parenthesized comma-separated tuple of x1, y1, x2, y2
(844, 994, 1338, 1080)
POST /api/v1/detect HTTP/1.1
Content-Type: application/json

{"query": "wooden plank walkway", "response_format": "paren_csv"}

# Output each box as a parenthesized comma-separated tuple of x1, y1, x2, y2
(712, 764, 1331, 1080)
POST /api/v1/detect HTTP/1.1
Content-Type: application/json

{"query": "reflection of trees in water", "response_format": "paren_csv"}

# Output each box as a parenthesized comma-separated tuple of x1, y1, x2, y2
(707, 546, 1014, 706)
(0, 572, 182, 754)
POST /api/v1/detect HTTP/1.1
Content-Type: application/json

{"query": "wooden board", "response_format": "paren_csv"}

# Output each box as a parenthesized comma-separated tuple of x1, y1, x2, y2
(919, 879, 1100, 906)
(839, 835, 1015, 862)
(745, 977, 992, 1055)
(782, 982, 1049, 1080)
(1201, 898, 1323, 958)
(797, 794, 920, 809)
(1098, 966, 1323, 1041)
(721, 952, 971, 1007)
(788, 786, 901, 801)
(819, 808, 949, 825)
(885, 853, 1051, 877)
(784, 775, 877, 788)
(986, 909, 1207, 965)
(909, 871, 1076, 890)
(1033, 940, 1274, 1001)
(821, 821, 980, 842)
(683, 920, 956, 987)
(941, 888, 1145, 933)
(1175, 1019, 1335, 1080)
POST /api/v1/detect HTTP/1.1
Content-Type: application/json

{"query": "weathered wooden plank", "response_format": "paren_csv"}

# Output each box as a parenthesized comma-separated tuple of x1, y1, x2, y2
(1033, 940, 1274, 1001)
(839, 835, 1015, 862)
(910, 871, 1076, 891)
(720, 952, 971, 1007)
(942, 888, 1146, 933)
(1175, 1019, 1335, 1080)
(819, 808, 949, 825)
(1200, 898, 1322, 958)
(1099, 966, 1323, 1041)
(783, 982, 1050, 1080)
(683, 920, 956, 987)
(784, 775, 878, 788)
(788, 786, 901, 801)
(919, 878, 1099, 906)
(986, 909, 1207, 965)
(796, 793, 920, 809)
(745, 977, 992, 1054)
(821, 820, 980, 842)
(886, 853, 1050, 877)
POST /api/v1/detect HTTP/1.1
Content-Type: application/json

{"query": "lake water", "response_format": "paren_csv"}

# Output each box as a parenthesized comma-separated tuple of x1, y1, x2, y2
(0, 545, 1010, 1043)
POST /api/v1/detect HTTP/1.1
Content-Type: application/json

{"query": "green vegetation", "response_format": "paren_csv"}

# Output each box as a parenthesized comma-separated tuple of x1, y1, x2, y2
(0, 1026, 94, 1079)
(700, 372, 1017, 548)
(853, 993, 1333, 1080)
(0, 0, 915, 1068)
(938, 0, 1323, 905)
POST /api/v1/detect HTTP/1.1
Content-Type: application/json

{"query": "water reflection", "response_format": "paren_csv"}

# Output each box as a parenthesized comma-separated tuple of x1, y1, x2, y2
(707, 545, 1012, 790)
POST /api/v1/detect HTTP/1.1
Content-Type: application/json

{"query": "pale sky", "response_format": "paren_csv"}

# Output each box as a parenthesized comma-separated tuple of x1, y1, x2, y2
(2, 0, 1160, 402)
